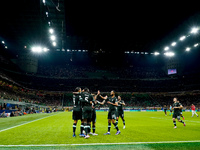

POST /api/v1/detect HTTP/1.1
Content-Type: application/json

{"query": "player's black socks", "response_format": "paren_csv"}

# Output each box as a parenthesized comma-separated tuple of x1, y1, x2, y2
(84, 123, 88, 135)
(123, 119, 125, 125)
(173, 121, 176, 126)
(80, 123, 84, 134)
(116, 119, 118, 125)
(92, 125, 95, 133)
(73, 123, 76, 134)
(179, 120, 184, 124)
(113, 122, 119, 131)
(108, 123, 111, 132)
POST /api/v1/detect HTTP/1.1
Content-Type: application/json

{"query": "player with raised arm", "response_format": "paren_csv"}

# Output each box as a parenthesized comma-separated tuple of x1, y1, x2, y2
(99, 90, 121, 135)
(116, 96, 126, 129)
(88, 93, 105, 136)
(72, 87, 83, 137)
(172, 97, 186, 129)
(81, 88, 94, 139)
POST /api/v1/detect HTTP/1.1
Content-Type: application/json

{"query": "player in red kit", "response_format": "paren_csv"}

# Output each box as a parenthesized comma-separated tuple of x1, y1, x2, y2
(191, 104, 199, 117)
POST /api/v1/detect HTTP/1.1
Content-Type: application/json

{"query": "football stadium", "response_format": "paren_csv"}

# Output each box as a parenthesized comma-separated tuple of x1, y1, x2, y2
(0, 1, 200, 149)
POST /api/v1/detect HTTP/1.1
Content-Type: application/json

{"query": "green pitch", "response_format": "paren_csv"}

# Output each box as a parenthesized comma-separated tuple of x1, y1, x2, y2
(0, 111, 200, 150)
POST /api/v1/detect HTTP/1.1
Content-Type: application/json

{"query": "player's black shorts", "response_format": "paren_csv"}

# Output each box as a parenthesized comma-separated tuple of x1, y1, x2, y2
(117, 110, 124, 118)
(164, 109, 167, 113)
(82, 106, 92, 119)
(107, 110, 117, 120)
(170, 109, 172, 112)
(72, 108, 82, 120)
(172, 112, 180, 119)
(91, 109, 96, 122)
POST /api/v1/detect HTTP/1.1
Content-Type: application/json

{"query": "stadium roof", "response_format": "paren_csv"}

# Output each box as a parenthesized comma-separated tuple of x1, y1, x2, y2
(0, 0, 200, 56)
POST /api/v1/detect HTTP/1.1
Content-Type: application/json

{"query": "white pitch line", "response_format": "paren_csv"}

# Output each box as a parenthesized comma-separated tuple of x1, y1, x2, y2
(0, 140, 200, 147)
(0, 113, 59, 133)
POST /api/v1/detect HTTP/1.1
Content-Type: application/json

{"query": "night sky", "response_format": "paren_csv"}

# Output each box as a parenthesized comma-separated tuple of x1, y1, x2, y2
(64, 1, 200, 52)
(0, 0, 200, 54)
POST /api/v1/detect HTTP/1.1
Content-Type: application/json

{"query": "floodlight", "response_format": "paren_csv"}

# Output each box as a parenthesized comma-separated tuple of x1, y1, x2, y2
(164, 52, 175, 57)
(2, 41, 5, 44)
(186, 47, 190, 51)
(52, 42, 56, 46)
(31, 47, 42, 53)
(171, 42, 176, 46)
(164, 46, 169, 51)
(180, 36, 186, 41)
(49, 29, 54, 34)
(50, 35, 56, 41)
(154, 52, 160, 56)
(194, 43, 199, 47)
(5, 46, 7, 49)
(191, 27, 198, 34)
(43, 47, 49, 52)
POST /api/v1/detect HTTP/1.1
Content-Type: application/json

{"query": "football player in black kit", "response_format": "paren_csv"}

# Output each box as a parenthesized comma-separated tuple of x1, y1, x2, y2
(172, 97, 186, 129)
(72, 87, 83, 137)
(116, 96, 126, 129)
(88, 94, 105, 136)
(98, 90, 121, 135)
(81, 88, 94, 139)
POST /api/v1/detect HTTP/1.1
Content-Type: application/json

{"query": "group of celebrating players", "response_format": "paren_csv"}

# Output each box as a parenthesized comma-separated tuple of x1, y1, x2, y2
(72, 88, 199, 138)
(72, 87, 126, 139)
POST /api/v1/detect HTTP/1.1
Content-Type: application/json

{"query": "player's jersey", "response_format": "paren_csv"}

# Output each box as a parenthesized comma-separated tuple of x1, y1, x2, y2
(117, 100, 124, 111)
(191, 105, 196, 111)
(173, 102, 182, 113)
(106, 96, 117, 111)
(81, 92, 93, 107)
(170, 106, 172, 110)
(73, 94, 82, 110)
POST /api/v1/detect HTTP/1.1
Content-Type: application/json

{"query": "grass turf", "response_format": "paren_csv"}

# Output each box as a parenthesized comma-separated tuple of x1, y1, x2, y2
(0, 111, 199, 149)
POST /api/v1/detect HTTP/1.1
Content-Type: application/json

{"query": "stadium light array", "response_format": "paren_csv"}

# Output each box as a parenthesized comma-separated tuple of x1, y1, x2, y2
(52, 42, 56, 46)
(171, 42, 176, 46)
(179, 36, 186, 41)
(49, 28, 54, 34)
(186, 47, 191, 52)
(46, 12, 48, 17)
(194, 43, 199, 47)
(164, 46, 169, 51)
(164, 52, 175, 57)
(154, 52, 160, 56)
(190, 27, 199, 34)
(31, 46, 49, 53)
(50, 35, 56, 41)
